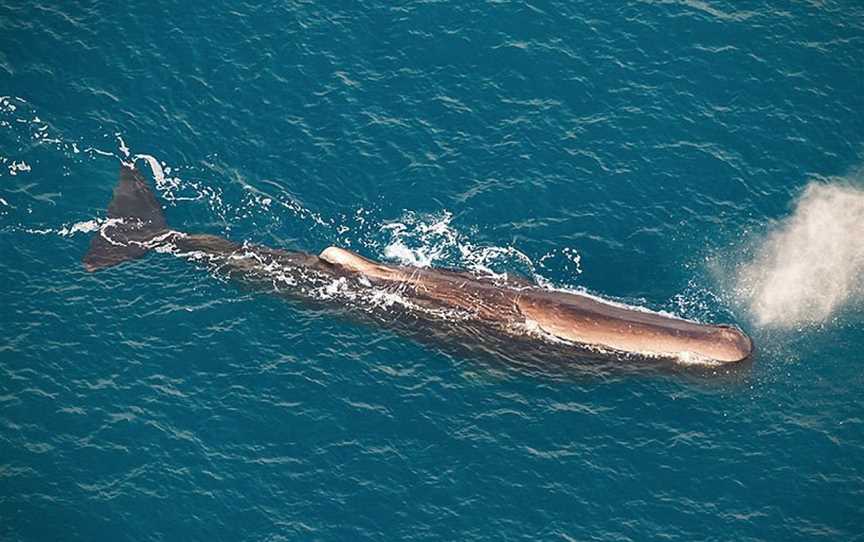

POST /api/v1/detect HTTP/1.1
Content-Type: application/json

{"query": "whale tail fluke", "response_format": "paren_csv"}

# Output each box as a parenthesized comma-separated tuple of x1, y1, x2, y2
(83, 164, 168, 272)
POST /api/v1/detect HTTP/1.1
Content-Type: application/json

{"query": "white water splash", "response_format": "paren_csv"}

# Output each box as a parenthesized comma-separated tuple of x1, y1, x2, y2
(0, 96, 18, 113)
(116, 134, 130, 159)
(379, 211, 585, 293)
(24, 217, 130, 237)
(8, 160, 31, 175)
(736, 180, 864, 328)
(133, 154, 192, 200)
(381, 211, 461, 268)
(538, 247, 583, 276)
(57, 219, 102, 236)
(380, 211, 539, 281)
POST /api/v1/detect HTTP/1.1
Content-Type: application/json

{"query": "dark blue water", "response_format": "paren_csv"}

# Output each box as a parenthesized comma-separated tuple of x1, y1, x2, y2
(2, 1, 863, 540)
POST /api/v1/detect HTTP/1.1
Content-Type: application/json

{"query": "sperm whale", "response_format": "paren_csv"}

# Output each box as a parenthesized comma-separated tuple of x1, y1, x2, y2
(83, 164, 753, 366)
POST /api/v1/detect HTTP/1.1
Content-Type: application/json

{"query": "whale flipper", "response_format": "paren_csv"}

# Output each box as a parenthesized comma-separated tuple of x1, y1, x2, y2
(83, 164, 167, 272)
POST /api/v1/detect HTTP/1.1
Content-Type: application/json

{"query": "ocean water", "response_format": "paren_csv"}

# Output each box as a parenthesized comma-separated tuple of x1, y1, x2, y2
(1, 0, 863, 540)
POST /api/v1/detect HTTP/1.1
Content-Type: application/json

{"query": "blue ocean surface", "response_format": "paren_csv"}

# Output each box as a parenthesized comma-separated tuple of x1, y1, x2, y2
(1, 1, 863, 540)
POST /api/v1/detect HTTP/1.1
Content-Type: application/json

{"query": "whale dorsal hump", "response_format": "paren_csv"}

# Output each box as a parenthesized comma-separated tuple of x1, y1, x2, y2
(319, 247, 395, 279)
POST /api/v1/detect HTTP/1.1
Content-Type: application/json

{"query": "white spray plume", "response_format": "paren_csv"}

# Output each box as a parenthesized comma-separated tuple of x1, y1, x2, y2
(736, 180, 864, 328)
